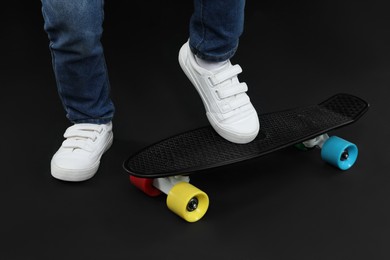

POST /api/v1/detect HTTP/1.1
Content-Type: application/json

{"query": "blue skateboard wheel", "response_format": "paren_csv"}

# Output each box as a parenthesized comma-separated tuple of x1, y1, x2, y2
(321, 136, 358, 170)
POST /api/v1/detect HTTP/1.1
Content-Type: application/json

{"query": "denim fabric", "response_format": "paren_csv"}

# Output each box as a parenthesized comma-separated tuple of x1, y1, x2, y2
(41, 0, 245, 123)
(190, 0, 246, 62)
(41, 0, 114, 124)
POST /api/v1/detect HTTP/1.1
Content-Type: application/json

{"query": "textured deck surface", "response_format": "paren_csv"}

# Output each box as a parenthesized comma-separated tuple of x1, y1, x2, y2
(124, 94, 368, 177)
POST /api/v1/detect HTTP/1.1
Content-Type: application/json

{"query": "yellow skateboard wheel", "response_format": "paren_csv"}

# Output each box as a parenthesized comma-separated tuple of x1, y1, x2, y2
(166, 182, 209, 222)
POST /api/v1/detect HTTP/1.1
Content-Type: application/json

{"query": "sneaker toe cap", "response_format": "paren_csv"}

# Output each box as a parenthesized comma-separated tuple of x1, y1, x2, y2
(218, 112, 260, 143)
(226, 113, 259, 135)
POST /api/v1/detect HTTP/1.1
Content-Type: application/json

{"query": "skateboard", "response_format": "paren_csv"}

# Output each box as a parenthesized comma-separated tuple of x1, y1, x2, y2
(123, 93, 369, 222)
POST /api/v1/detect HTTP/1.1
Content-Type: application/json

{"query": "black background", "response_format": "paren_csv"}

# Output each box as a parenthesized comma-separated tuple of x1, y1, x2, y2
(1, 1, 390, 259)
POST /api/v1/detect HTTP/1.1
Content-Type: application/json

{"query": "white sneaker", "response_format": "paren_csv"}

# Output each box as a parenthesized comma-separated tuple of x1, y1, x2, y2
(51, 122, 113, 182)
(178, 41, 260, 144)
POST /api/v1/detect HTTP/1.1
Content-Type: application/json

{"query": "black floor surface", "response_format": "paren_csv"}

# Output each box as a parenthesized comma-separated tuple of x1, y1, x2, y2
(2, 1, 390, 259)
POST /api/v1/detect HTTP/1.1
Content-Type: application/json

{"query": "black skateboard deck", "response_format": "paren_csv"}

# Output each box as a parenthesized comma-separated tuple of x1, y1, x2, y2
(123, 93, 369, 178)
(123, 93, 369, 222)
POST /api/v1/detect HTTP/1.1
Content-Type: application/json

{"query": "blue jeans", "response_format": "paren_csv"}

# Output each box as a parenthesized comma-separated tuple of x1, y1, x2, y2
(41, 0, 246, 124)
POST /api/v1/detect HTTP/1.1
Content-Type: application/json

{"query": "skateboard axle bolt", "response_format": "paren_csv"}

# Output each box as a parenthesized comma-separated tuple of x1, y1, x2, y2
(187, 197, 198, 212)
(341, 150, 349, 161)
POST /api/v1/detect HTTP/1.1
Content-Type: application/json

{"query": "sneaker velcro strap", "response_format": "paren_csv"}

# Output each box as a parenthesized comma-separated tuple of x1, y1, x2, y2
(220, 95, 250, 113)
(217, 83, 248, 99)
(65, 124, 103, 133)
(64, 129, 97, 140)
(64, 124, 103, 140)
(209, 65, 242, 86)
(62, 139, 94, 152)
(229, 95, 251, 111)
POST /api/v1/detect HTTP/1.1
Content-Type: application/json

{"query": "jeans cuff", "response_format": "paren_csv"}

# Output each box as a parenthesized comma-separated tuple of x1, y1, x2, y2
(189, 43, 238, 62)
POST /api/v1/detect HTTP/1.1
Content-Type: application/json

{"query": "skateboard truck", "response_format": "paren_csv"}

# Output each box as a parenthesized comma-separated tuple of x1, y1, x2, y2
(302, 134, 329, 149)
(153, 175, 190, 194)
